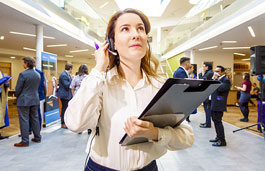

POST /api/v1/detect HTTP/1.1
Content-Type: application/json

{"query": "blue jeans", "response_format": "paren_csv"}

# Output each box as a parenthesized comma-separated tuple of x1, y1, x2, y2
(239, 92, 251, 119)
(203, 100, 211, 126)
(85, 159, 158, 171)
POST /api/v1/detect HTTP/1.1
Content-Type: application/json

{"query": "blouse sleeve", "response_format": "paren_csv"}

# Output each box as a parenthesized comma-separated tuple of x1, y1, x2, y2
(64, 68, 106, 133)
(152, 121, 194, 150)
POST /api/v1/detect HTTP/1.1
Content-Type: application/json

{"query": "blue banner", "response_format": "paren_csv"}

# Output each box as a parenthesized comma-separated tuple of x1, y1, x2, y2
(41, 52, 60, 126)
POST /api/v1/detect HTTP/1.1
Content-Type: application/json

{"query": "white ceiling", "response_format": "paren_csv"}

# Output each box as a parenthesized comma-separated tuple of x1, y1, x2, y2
(0, 0, 264, 64)
(192, 11, 265, 58)
(0, 1, 95, 63)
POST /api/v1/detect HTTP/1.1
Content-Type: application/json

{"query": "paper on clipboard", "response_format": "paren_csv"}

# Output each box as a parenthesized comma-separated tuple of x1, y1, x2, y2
(119, 78, 221, 146)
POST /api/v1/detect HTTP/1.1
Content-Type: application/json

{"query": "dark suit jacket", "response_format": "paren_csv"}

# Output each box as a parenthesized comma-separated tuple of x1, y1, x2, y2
(57, 71, 72, 100)
(199, 69, 214, 80)
(15, 69, 41, 106)
(211, 76, 231, 112)
(173, 67, 188, 78)
(35, 68, 46, 100)
(199, 69, 214, 102)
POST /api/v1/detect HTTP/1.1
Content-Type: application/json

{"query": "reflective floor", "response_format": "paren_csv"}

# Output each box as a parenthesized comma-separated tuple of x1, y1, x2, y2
(0, 111, 265, 171)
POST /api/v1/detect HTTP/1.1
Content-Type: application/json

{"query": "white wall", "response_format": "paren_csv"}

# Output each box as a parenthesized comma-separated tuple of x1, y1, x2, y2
(0, 56, 24, 90)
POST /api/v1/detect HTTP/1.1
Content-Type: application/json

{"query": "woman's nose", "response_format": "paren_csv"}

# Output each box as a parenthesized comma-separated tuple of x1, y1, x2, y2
(131, 29, 140, 39)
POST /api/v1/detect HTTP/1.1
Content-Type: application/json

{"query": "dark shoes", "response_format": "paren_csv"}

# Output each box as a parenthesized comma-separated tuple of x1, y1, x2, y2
(212, 140, 226, 147)
(209, 138, 219, 143)
(200, 124, 211, 128)
(31, 138, 41, 143)
(240, 118, 249, 122)
(61, 124, 67, 129)
(88, 129, 92, 135)
(0, 134, 8, 140)
(14, 142, 29, 147)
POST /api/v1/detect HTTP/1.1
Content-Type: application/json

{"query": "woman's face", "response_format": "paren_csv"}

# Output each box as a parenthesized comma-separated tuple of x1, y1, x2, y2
(114, 13, 148, 62)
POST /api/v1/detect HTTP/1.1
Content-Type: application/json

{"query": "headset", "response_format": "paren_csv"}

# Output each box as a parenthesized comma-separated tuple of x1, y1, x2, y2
(106, 35, 119, 66)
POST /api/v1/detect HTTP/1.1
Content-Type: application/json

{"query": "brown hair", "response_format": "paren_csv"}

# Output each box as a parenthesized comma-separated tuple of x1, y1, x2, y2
(22, 57, 35, 69)
(243, 73, 250, 81)
(106, 8, 159, 83)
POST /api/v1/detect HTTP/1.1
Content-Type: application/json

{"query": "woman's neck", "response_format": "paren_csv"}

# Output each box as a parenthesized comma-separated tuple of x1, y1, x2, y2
(119, 59, 142, 88)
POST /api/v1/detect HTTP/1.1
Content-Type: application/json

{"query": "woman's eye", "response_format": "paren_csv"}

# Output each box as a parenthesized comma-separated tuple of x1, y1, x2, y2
(121, 27, 129, 32)
(138, 26, 145, 31)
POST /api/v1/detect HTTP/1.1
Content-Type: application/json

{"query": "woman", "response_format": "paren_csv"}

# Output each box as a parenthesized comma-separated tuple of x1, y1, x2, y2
(65, 8, 194, 171)
(235, 73, 252, 122)
(70, 64, 88, 96)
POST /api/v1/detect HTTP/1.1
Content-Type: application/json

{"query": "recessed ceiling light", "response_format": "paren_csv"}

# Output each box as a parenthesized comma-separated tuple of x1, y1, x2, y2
(47, 44, 67, 47)
(198, 46, 218, 51)
(222, 41, 237, 43)
(0, 36, 4, 40)
(23, 47, 36, 51)
(10, 56, 16, 59)
(223, 47, 250, 50)
(65, 55, 73, 58)
(10, 31, 55, 39)
(189, 0, 200, 5)
(99, 2, 109, 8)
(242, 58, 250, 61)
(248, 26, 255, 37)
(234, 53, 246, 56)
(69, 49, 89, 53)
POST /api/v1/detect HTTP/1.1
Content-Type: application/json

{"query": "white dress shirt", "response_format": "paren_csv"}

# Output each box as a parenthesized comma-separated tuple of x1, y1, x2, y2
(65, 67, 194, 171)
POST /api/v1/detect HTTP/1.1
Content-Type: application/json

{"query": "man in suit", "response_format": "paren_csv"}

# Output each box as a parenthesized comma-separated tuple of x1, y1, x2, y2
(57, 64, 73, 129)
(14, 57, 41, 147)
(199, 62, 214, 128)
(173, 57, 191, 122)
(173, 57, 190, 79)
(210, 65, 230, 147)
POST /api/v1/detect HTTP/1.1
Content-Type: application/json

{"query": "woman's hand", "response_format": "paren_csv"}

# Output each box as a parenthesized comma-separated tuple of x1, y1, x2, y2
(94, 41, 110, 72)
(124, 116, 158, 141)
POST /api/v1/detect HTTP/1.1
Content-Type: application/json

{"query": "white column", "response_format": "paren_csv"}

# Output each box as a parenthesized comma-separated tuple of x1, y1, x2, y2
(190, 49, 194, 64)
(36, 24, 43, 70)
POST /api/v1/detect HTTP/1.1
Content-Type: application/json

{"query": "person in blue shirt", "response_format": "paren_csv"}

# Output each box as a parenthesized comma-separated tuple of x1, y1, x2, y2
(173, 57, 191, 79)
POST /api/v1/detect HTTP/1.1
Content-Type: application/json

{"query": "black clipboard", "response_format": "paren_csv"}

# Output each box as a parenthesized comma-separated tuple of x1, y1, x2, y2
(119, 78, 221, 146)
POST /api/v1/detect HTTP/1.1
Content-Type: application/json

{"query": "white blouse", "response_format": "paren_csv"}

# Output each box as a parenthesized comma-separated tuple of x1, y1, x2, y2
(65, 67, 194, 171)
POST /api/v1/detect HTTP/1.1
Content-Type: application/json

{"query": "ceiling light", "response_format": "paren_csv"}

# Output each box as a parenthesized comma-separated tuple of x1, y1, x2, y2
(65, 55, 73, 58)
(222, 41, 237, 43)
(220, 4, 223, 11)
(10, 56, 16, 59)
(99, 2, 109, 8)
(242, 58, 250, 61)
(189, 0, 200, 5)
(10, 31, 55, 39)
(248, 26, 255, 37)
(0, 36, 4, 40)
(234, 53, 246, 56)
(47, 44, 67, 47)
(223, 47, 250, 50)
(198, 46, 218, 51)
(69, 49, 89, 53)
(23, 47, 36, 51)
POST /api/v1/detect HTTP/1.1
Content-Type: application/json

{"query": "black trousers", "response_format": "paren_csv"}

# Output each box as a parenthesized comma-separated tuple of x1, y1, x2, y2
(211, 111, 225, 142)
(60, 98, 70, 124)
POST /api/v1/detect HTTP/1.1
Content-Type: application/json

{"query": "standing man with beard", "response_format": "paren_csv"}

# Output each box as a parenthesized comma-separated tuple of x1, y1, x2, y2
(210, 65, 230, 146)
